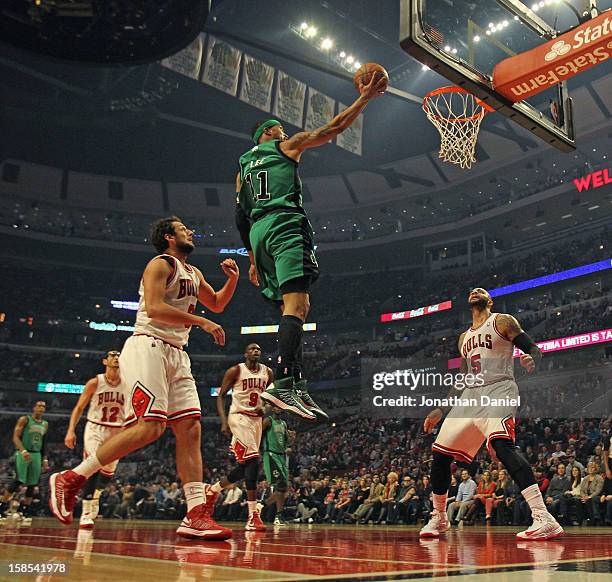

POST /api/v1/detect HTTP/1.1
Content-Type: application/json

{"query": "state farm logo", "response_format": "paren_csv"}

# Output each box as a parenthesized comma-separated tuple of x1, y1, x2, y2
(545, 40, 572, 61)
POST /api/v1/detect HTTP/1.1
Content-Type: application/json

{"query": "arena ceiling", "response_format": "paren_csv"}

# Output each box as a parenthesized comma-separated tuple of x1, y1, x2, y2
(0, 0, 610, 184)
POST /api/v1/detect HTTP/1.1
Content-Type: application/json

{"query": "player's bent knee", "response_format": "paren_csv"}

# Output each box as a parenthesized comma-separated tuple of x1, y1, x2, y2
(140, 419, 166, 443)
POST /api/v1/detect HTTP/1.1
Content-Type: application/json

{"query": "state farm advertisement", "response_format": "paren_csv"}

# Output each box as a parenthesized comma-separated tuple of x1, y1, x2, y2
(380, 300, 452, 323)
(493, 12, 611, 102)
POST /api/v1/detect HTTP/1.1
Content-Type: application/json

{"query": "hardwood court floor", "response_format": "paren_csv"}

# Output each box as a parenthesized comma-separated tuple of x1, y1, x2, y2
(1, 518, 611, 581)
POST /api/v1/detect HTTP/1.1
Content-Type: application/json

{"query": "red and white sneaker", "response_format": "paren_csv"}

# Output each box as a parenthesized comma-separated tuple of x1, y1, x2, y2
(49, 470, 87, 525)
(176, 504, 232, 540)
(419, 510, 450, 538)
(246, 511, 266, 532)
(516, 511, 564, 540)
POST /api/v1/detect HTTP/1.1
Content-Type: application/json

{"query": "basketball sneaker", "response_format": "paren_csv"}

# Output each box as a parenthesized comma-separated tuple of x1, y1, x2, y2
(176, 503, 233, 540)
(49, 470, 87, 525)
(516, 511, 564, 540)
(260, 377, 316, 420)
(273, 516, 286, 526)
(419, 510, 450, 538)
(294, 379, 329, 421)
(246, 510, 267, 531)
(79, 499, 95, 530)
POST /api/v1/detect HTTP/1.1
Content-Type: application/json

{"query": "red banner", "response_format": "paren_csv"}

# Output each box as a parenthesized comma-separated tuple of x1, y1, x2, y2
(493, 12, 612, 102)
(380, 301, 452, 323)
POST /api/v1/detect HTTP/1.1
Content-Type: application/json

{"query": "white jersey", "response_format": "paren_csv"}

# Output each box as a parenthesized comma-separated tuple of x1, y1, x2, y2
(86, 374, 125, 427)
(229, 363, 269, 416)
(133, 254, 200, 347)
(460, 313, 515, 386)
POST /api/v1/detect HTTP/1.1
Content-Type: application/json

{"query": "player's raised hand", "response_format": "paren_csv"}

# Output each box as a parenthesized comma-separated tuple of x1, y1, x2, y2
(423, 408, 443, 434)
(359, 75, 388, 100)
(520, 354, 535, 373)
(200, 318, 226, 346)
(64, 430, 77, 449)
(220, 259, 239, 280)
(248, 263, 259, 287)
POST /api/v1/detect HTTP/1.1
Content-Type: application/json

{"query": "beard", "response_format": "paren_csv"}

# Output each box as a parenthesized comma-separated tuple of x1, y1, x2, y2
(177, 242, 194, 255)
(469, 297, 489, 309)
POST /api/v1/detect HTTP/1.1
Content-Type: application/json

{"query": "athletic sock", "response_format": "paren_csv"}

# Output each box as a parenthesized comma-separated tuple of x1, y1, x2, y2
(521, 484, 547, 515)
(184, 482, 205, 512)
(73, 455, 103, 478)
(293, 343, 304, 381)
(210, 482, 223, 494)
(81, 499, 92, 518)
(276, 315, 303, 379)
(247, 500, 258, 515)
(432, 493, 448, 514)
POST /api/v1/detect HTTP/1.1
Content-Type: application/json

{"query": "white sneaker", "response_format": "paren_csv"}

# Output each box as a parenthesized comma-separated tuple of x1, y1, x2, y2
(419, 510, 450, 538)
(516, 511, 564, 540)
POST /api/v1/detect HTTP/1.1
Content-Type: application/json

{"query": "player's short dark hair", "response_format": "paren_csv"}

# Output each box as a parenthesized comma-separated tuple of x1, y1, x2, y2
(150, 216, 182, 253)
(251, 120, 266, 142)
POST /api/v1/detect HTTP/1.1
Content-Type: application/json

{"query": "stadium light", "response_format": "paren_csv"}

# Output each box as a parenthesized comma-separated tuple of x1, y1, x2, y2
(473, 35, 481, 42)
(320, 37, 333, 50)
(354, 61, 361, 69)
(306, 26, 317, 38)
(346, 55, 354, 64)
(300, 22, 308, 30)
(339, 51, 346, 58)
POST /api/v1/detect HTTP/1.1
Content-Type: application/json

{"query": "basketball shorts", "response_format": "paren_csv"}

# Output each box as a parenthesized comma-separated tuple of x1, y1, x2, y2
(263, 451, 289, 487)
(83, 421, 123, 476)
(249, 210, 320, 303)
(228, 412, 262, 463)
(15, 451, 41, 486)
(432, 379, 518, 463)
(120, 335, 201, 426)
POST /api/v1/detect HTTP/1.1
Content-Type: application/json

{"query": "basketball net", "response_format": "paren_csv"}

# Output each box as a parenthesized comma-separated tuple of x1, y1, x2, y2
(423, 86, 494, 169)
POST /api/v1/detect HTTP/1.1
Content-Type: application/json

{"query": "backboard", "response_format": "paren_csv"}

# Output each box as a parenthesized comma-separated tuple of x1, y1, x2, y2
(400, 0, 585, 152)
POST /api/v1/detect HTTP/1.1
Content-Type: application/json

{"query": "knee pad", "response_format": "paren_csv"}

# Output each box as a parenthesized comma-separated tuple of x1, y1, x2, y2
(430, 451, 453, 495)
(228, 463, 246, 484)
(244, 458, 259, 491)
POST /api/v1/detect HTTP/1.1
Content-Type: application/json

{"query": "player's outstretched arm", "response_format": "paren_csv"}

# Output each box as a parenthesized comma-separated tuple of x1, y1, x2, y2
(495, 314, 542, 373)
(194, 260, 239, 314)
(280, 74, 387, 160)
(217, 366, 239, 436)
(65, 377, 97, 449)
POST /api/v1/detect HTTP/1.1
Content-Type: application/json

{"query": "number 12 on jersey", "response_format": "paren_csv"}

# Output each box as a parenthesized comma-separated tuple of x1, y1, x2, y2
(245, 171, 270, 202)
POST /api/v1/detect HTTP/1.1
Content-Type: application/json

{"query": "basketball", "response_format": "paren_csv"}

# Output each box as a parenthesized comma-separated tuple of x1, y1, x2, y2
(353, 62, 389, 91)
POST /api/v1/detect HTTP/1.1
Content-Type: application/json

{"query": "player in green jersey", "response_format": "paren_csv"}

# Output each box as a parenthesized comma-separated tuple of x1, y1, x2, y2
(9, 401, 49, 519)
(262, 407, 295, 525)
(235, 74, 387, 421)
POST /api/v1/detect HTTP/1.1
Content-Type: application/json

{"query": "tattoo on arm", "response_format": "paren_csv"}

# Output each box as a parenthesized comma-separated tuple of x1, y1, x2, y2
(495, 314, 523, 341)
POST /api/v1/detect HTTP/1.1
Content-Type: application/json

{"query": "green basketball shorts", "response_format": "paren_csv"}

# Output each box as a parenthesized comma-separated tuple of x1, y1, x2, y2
(249, 210, 319, 303)
(15, 451, 42, 486)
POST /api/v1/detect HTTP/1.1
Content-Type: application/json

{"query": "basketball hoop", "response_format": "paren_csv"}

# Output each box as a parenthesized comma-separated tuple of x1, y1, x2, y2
(423, 86, 495, 169)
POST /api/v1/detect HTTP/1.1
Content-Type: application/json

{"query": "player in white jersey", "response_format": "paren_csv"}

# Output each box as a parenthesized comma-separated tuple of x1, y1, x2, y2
(50, 216, 238, 541)
(64, 350, 125, 529)
(209, 343, 273, 531)
(420, 287, 563, 541)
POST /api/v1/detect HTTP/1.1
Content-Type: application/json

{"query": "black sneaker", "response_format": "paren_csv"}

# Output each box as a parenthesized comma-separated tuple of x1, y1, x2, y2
(294, 379, 329, 421)
(260, 377, 316, 420)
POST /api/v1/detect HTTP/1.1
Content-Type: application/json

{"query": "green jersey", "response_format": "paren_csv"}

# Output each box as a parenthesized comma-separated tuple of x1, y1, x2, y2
(263, 416, 288, 454)
(238, 140, 303, 221)
(21, 416, 48, 452)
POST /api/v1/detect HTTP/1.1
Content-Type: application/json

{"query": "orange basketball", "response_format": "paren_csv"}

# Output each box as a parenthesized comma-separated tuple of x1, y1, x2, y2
(353, 62, 389, 91)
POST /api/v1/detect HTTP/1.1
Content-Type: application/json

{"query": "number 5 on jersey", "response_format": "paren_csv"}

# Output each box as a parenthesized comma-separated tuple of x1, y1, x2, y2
(245, 171, 270, 203)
